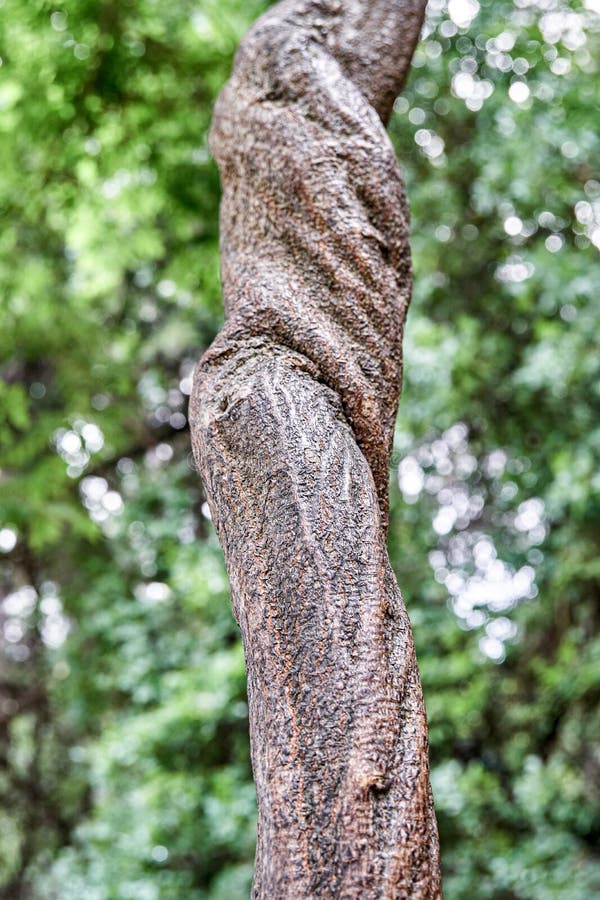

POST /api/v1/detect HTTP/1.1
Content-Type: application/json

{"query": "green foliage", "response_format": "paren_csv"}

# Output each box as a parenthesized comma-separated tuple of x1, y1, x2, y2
(1, 0, 599, 897)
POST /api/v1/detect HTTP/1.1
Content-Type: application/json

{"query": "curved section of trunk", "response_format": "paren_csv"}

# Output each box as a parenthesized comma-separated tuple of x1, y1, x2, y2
(190, 2, 441, 896)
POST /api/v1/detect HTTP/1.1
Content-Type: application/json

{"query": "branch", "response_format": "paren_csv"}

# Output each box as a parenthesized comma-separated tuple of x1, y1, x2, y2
(190, 1, 441, 895)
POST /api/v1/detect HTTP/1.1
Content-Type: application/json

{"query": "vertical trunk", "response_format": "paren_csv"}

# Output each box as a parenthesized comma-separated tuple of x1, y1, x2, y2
(190, 1, 441, 895)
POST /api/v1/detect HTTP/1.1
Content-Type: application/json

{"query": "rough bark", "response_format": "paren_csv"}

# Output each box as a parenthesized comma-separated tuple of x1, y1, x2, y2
(189, 1, 441, 896)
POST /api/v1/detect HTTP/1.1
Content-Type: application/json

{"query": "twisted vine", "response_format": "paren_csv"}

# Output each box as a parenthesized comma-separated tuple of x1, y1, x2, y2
(190, 1, 441, 895)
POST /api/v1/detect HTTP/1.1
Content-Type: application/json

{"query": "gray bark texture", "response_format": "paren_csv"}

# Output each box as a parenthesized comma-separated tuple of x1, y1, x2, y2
(189, 1, 442, 896)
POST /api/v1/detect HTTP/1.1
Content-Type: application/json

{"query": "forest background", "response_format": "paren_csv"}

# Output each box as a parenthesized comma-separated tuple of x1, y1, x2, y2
(1, 0, 599, 896)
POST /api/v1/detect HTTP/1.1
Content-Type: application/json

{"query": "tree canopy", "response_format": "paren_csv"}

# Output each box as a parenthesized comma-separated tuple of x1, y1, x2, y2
(1, 0, 599, 897)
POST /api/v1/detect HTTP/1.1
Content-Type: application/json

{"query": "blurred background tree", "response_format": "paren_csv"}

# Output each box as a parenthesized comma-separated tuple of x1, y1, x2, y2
(0, 0, 598, 897)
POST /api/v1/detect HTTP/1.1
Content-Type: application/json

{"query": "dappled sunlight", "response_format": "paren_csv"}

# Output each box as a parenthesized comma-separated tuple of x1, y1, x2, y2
(397, 423, 544, 662)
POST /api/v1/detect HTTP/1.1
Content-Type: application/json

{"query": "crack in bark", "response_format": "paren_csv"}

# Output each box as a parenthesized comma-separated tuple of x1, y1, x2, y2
(190, 1, 441, 896)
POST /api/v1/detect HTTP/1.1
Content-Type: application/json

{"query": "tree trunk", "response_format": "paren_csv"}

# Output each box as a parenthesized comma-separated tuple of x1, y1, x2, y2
(189, 1, 441, 896)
